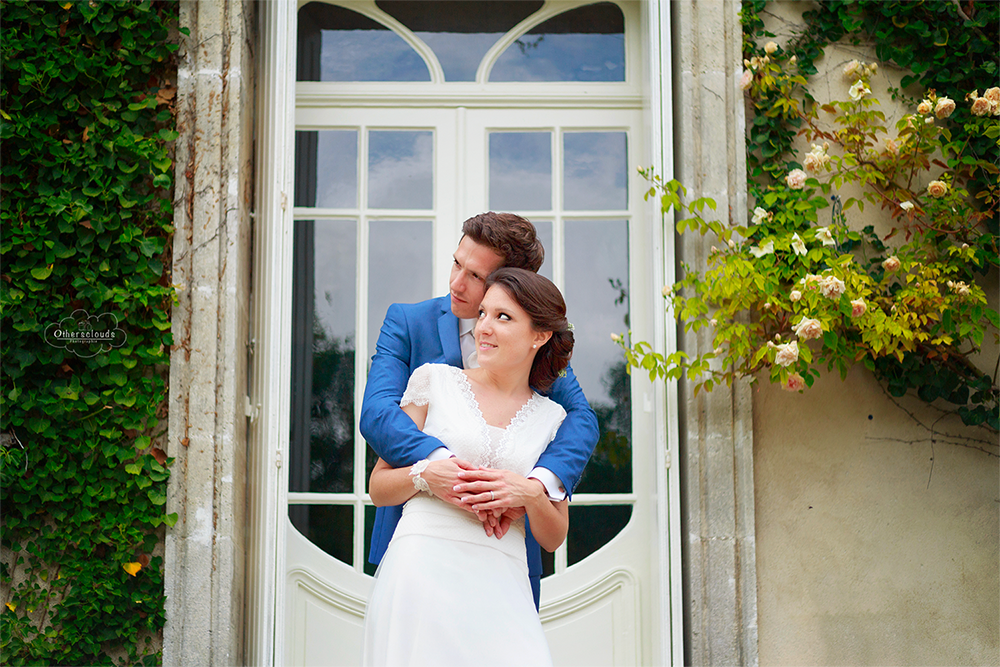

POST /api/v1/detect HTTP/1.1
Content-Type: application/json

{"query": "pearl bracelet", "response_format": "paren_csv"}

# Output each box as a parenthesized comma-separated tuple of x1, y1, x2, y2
(409, 459, 430, 493)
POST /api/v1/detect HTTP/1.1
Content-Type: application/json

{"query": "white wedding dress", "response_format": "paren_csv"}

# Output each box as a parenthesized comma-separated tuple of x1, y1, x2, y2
(362, 363, 567, 667)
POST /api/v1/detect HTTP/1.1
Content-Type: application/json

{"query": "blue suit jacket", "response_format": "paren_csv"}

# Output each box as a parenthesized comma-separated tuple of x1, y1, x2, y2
(360, 296, 599, 607)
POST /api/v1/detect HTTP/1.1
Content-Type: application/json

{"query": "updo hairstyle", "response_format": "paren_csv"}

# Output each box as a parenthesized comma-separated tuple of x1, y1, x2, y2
(483, 267, 574, 391)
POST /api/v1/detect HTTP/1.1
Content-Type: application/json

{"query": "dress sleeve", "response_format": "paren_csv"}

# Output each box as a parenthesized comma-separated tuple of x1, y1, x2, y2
(400, 363, 434, 407)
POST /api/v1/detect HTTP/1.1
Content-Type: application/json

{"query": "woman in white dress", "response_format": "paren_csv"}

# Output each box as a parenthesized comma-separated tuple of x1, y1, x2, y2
(362, 267, 575, 667)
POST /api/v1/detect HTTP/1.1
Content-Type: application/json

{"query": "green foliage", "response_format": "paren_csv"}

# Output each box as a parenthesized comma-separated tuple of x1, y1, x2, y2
(1, 0, 181, 663)
(619, 1, 999, 433)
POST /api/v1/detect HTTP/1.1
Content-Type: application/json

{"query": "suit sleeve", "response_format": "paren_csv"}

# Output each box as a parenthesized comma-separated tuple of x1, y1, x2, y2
(533, 364, 599, 498)
(359, 304, 448, 467)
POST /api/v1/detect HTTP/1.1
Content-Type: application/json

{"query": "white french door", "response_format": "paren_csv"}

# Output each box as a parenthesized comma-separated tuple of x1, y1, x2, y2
(248, 1, 682, 665)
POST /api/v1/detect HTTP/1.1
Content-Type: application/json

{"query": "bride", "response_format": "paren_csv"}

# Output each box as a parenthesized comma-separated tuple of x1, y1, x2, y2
(362, 267, 575, 667)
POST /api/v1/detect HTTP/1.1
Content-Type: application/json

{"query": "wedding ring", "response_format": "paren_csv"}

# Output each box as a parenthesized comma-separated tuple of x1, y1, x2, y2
(490, 490, 495, 501)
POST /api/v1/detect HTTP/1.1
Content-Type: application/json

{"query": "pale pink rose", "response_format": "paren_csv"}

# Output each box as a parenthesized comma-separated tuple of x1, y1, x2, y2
(785, 169, 807, 190)
(971, 96, 993, 116)
(791, 233, 807, 256)
(792, 316, 823, 340)
(819, 275, 846, 300)
(803, 153, 822, 174)
(984, 87, 1000, 104)
(750, 240, 775, 258)
(934, 97, 955, 119)
(789, 290, 802, 302)
(765, 41, 778, 55)
(899, 201, 914, 211)
(850, 298, 867, 317)
(782, 372, 806, 392)
(740, 69, 753, 91)
(882, 256, 901, 272)
(927, 180, 948, 198)
(814, 227, 835, 247)
(842, 60, 861, 80)
(751, 206, 769, 224)
(884, 138, 898, 155)
(801, 273, 822, 290)
(916, 99, 932, 115)
(774, 340, 799, 367)
(849, 80, 870, 101)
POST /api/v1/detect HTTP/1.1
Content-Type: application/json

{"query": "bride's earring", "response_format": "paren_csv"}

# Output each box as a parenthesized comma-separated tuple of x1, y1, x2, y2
(532, 344, 537, 348)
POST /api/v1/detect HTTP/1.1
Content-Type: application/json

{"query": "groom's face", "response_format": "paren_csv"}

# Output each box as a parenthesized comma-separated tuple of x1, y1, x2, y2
(449, 236, 504, 319)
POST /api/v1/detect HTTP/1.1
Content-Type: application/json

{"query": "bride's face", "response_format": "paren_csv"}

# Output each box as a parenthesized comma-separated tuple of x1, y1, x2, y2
(475, 286, 551, 371)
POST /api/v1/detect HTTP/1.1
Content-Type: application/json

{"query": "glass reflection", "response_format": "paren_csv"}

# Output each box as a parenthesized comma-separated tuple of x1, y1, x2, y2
(490, 2, 625, 82)
(295, 130, 358, 209)
(368, 220, 433, 357)
(368, 131, 434, 210)
(297, 2, 429, 82)
(289, 219, 357, 497)
(564, 219, 631, 494)
(289, 504, 354, 565)
(567, 505, 632, 565)
(376, 1, 543, 81)
(564, 132, 627, 211)
(489, 132, 552, 211)
(533, 219, 553, 281)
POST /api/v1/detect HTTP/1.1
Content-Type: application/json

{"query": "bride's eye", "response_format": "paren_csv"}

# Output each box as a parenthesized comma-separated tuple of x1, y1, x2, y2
(498, 312, 511, 321)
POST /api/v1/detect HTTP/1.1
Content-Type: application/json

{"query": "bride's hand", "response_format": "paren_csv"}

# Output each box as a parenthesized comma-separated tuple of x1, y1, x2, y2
(455, 468, 546, 514)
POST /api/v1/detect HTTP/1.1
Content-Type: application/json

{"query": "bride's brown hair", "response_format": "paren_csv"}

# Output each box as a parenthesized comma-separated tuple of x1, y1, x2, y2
(483, 268, 574, 391)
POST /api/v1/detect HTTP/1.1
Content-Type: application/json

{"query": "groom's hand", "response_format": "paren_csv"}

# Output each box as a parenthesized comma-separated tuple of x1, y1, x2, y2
(423, 458, 480, 511)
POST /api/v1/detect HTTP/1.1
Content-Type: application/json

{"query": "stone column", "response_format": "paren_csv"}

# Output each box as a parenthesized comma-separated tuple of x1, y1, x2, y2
(672, 1, 758, 665)
(163, 1, 256, 665)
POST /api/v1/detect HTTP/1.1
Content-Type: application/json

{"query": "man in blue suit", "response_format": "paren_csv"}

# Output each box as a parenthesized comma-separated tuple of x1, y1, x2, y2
(360, 211, 599, 609)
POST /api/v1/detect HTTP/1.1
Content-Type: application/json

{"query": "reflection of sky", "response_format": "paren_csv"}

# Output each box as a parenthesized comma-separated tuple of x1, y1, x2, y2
(320, 30, 429, 81)
(312, 220, 357, 342)
(368, 131, 434, 210)
(368, 220, 433, 357)
(564, 132, 627, 211)
(534, 220, 553, 281)
(490, 34, 625, 82)
(490, 132, 552, 211)
(416, 32, 503, 81)
(563, 220, 629, 404)
(315, 130, 358, 209)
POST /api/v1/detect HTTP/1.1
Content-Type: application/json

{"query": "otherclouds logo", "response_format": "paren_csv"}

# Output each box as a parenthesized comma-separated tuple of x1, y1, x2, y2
(44, 310, 127, 358)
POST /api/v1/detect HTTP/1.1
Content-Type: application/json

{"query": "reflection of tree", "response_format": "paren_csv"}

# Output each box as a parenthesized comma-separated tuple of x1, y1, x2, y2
(576, 359, 631, 494)
(514, 35, 545, 55)
(308, 319, 354, 493)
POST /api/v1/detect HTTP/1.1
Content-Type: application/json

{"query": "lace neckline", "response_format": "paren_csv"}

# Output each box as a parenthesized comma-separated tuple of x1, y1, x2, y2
(447, 366, 540, 469)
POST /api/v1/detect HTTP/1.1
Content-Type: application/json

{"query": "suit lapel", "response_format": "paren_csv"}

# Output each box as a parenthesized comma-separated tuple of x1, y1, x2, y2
(437, 299, 462, 368)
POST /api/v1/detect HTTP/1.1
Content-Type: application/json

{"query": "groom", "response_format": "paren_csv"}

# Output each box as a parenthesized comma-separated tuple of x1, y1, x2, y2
(360, 211, 599, 609)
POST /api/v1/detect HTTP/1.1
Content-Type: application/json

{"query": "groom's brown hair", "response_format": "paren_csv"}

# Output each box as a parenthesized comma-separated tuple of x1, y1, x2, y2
(461, 212, 544, 273)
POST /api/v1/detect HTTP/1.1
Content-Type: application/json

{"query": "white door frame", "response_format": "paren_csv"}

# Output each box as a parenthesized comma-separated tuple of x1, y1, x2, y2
(246, 1, 683, 664)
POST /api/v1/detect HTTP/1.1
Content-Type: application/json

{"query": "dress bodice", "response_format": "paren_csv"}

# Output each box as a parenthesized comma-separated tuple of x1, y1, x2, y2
(391, 364, 567, 560)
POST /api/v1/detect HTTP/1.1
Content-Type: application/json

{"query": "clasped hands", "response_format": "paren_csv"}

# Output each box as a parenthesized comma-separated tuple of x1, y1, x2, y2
(418, 457, 543, 539)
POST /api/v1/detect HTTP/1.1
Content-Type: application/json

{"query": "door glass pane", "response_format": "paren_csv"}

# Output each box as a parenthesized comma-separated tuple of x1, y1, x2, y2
(489, 131, 552, 211)
(368, 130, 434, 210)
(534, 219, 553, 281)
(295, 130, 359, 209)
(289, 504, 355, 565)
(567, 505, 632, 565)
(297, 2, 430, 81)
(289, 219, 357, 496)
(490, 2, 625, 82)
(376, 1, 543, 81)
(564, 132, 627, 211)
(564, 219, 631, 494)
(368, 220, 434, 357)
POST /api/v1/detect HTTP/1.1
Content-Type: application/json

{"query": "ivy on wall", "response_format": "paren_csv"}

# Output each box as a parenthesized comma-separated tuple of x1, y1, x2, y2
(1, 1, 181, 663)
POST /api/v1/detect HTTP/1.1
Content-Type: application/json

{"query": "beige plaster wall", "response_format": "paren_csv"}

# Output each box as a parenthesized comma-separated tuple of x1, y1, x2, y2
(750, 3, 1000, 665)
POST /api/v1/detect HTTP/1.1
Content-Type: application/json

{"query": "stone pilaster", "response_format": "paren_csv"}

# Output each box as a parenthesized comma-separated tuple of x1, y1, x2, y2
(163, 1, 256, 665)
(672, 1, 758, 665)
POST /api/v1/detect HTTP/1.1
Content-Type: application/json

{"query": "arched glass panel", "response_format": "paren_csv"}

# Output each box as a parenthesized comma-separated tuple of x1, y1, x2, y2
(490, 2, 625, 82)
(376, 1, 543, 81)
(297, 2, 430, 81)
